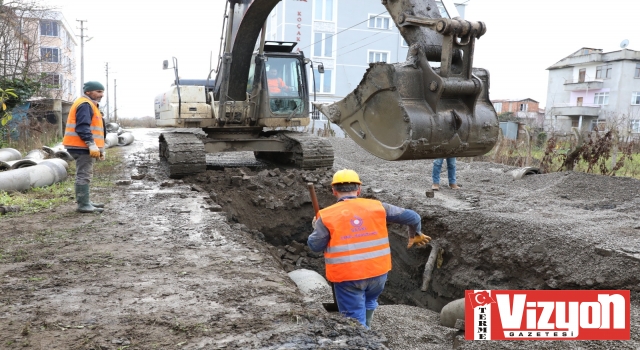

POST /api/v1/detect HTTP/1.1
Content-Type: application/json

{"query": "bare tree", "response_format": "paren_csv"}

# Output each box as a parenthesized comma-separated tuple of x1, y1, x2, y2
(0, 0, 70, 100)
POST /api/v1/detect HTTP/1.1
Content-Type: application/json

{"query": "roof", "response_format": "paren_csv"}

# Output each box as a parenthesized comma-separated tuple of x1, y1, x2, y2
(491, 98, 539, 104)
(547, 47, 640, 70)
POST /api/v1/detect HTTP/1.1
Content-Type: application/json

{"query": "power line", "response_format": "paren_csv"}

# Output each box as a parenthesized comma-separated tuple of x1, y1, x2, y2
(299, 10, 389, 51)
(331, 31, 385, 55)
(335, 35, 389, 59)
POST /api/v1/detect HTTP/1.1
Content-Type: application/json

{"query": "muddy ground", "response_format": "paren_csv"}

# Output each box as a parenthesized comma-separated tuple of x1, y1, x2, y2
(1, 128, 639, 349)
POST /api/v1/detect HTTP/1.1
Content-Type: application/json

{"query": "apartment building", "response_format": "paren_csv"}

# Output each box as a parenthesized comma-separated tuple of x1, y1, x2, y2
(265, 0, 466, 108)
(545, 47, 640, 136)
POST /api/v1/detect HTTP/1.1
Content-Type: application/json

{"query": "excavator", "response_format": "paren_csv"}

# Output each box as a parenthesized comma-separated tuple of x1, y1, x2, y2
(154, 0, 498, 178)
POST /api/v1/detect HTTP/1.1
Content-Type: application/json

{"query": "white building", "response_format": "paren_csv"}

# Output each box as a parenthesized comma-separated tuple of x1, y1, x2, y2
(545, 47, 640, 137)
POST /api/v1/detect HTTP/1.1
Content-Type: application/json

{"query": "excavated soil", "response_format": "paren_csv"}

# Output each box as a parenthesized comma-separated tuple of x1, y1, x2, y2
(1, 128, 639, 349)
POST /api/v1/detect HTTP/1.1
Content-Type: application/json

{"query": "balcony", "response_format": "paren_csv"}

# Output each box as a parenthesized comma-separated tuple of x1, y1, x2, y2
(549, 104, 601, 117)
(563, 79, 603, 92)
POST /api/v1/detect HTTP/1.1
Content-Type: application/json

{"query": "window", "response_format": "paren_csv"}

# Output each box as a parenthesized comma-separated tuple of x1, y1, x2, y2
(40, 20, 59, 36)
(632, 92, 640, 105)
(41, 47, 59, 63)
(312, 67, 333, 94)
(401, 38, 408, 47)
(594, 92, 609, 105)
(493, 102, 502, 113)
(591, 120, 606, 131)
(595, 65, 612, 79)
(368, 51, 389, 63)
(43, 73, 60, 88)
(519, 103, 528, 112)
(632, 120, 640, 133)
(368, 15, 390, 29)
(635, 63, 640, 78)
(313, 33, 333, 57)
(314, 0, 333, 21)
(436, 1, 449, 18)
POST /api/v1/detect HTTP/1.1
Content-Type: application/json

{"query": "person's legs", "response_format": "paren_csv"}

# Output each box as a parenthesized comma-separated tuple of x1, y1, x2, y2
(432, 158, 444, 185)
(446, 157, 456, 185)
(363, 274, 387, 328)
(333, 280, 367, 327)
(72, 153, 102, 213)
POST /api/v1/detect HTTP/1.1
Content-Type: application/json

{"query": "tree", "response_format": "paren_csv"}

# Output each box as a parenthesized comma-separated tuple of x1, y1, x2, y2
(0, 87, 18, 126)
(0, 0, 69, 100)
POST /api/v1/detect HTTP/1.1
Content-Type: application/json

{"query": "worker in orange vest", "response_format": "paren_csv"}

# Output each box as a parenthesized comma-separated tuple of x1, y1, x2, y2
(308, 169, 431, 329)
(63, 81, 106, 213)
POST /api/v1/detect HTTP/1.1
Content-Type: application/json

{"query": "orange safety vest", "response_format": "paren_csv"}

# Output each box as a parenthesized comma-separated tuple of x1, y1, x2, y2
(319, 198, 391, 283)
(267, 77, 286, 93)
(63, 96, 105, 149)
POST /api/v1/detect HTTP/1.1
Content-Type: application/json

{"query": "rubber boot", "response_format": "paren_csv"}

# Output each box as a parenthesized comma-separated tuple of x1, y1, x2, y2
(365, 309, 375, 329)
(90, 200, 105, 208)
(76, 184, 103, 213)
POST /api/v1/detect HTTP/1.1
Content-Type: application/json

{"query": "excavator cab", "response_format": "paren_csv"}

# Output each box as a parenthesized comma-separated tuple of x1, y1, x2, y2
(264, 56, 305, 115)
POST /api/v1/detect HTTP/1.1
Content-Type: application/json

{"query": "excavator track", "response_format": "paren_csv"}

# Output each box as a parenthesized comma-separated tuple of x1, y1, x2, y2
(159, 131, 206, 178)
(255, 132, 334, 169)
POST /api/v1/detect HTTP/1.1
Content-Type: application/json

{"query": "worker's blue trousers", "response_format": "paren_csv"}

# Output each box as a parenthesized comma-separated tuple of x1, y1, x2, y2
(333, 273, 387, 328)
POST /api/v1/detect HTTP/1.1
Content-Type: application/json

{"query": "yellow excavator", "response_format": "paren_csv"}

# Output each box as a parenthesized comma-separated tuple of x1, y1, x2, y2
(154, 0, 498, 177)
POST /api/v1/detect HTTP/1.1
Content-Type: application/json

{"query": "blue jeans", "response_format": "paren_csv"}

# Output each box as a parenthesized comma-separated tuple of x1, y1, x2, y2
(333, 273, 387, 328)
(432, 158, 456, 185)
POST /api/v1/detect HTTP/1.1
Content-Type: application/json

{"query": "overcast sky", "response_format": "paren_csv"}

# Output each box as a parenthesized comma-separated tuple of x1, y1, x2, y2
(44, 0, 639, 118)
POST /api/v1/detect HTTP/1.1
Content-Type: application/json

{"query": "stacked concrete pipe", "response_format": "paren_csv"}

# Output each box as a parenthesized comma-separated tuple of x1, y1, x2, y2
(0, 148, 22, 162)
(118, 132, 134, 146)
(0, 158, 69, 192)
(42, 143, 74, 162)
(0, 149, 46, 170)
(105, 133, 119, 148)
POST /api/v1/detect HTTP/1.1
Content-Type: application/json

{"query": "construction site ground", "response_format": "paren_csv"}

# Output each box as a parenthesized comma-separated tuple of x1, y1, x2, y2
(1, 128, 639, 349)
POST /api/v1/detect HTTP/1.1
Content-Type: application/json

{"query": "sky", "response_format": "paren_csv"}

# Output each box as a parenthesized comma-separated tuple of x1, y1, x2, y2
(44, 0, 640, 118)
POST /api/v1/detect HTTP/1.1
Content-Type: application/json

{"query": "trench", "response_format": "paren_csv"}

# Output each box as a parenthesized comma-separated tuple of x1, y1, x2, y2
(183, 166, 462, 314)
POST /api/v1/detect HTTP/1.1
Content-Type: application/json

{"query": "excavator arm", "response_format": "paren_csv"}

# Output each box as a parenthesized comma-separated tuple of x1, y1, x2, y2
(315, 0, 499, 160)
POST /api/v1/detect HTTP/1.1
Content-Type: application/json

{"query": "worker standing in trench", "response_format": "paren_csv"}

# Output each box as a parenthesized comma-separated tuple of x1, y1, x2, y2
(307, 169, 431, 329)
(63, 81, 106, 214)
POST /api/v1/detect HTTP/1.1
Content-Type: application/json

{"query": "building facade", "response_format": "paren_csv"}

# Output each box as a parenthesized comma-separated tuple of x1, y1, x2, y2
(545, 47, 640, 137)
(36, 11, 78, 102)
(265, 0, 466, 109)
(491, 98, 544, 127)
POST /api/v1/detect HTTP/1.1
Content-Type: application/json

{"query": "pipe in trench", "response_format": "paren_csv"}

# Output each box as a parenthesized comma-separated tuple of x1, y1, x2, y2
(0, 158, 68, 192)
(0, 148, 22, 162)
(118, 132, 134, 146)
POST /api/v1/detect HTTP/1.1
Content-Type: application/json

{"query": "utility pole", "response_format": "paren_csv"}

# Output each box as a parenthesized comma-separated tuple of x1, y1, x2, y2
(76, 19, 88, 87)
(113, 78, 117, 123)
(105, 62, 109, 121)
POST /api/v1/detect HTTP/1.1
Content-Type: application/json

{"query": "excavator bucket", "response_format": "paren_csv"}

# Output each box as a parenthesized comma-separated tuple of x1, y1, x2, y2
(315, 1, 499, 161)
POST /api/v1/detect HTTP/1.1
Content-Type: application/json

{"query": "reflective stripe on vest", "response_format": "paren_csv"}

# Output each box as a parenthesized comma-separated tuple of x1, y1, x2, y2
(62, 96, 105, 149)
(319, 198, 391, 283)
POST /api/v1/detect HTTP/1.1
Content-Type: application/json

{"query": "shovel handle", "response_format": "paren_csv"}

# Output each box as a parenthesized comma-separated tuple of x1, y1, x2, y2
(307, 183, 320, 216)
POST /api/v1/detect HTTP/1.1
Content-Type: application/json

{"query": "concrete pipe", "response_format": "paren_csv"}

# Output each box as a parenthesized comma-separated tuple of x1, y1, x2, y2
(53, 150, 74, 162)
(440, 298, 465, 328)
(105, 133, 119, 148)
(0, 158, 68, 192)
(8, 149, 46, 169)
(0, 148, 22, 162)
(117, 127, 125, 135)
(105, 122, 120, 133)
(288, 269, 332, 304)
(118, 132, 134, 146)
(42, 143, 65, 157)
(511, 167, 541, 180)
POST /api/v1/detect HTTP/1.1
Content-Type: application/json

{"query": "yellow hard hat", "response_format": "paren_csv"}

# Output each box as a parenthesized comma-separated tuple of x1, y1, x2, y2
(331, 169, 361, 185)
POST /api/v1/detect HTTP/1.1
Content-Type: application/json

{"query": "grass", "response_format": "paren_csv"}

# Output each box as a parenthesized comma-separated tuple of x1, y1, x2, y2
(0, 147, 124, 215)
(472, 138, 640, 179)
